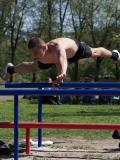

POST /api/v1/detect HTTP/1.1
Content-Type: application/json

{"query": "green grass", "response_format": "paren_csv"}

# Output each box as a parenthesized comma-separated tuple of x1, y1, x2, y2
(0, 98, 120, 141)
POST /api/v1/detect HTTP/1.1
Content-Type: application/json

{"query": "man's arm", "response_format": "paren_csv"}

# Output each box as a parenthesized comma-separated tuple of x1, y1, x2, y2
(55, 47, 68, 83)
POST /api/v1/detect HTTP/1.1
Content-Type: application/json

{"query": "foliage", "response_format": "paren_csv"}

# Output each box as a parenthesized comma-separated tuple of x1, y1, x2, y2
(0, 0, 120, 82)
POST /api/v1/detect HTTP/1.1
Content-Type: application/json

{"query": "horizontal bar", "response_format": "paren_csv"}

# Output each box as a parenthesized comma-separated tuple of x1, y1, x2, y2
(0, 88, 120, 95)
(0, 122, 120, 130)
(5, 82, 52, 88)
(5, 82, 120, 88)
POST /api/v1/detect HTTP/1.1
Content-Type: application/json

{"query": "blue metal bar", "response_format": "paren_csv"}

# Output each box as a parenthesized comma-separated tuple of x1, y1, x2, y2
(5, 82, 51, 88)
(38, 96, 42, 147)
(5, 82, 120, 88)
(1, 88, 120, 95)
(14, 95, 19, 160)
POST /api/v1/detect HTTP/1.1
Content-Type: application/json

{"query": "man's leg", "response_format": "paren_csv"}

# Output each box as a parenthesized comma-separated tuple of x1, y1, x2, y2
(1, 61, 39, 81)
(1, 63, 14, 82)
(91, 47, 120, 60)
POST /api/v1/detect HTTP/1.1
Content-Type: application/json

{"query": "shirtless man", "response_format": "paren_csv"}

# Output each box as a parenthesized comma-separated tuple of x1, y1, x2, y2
(1, 37, 120, 83)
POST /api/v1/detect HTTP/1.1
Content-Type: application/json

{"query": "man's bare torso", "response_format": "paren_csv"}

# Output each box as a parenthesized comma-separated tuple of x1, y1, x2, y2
(39, 38, 79, 64)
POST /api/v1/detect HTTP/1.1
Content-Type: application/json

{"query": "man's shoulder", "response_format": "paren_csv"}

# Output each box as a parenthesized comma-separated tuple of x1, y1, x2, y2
(48, 37, 78, 50)
(50, 37, 74, 42)
(51, 37, 76, 45)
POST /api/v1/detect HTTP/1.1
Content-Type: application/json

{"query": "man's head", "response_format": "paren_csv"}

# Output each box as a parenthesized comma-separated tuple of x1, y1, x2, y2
(28, 37, 47, 59)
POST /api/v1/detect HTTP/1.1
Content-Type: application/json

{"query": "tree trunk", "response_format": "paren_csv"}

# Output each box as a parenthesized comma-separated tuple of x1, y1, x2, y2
(115, 63, 120, 80)
(74, 61, 79, 81)
(32, 73, 36, 82)
(95, 58, 103, 81)
(47, 0, 52, 39)
(59, 0, 69, 36)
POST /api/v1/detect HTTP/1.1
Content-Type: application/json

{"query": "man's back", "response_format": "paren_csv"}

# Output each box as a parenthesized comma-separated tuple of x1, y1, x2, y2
(48, 37, 79, 59)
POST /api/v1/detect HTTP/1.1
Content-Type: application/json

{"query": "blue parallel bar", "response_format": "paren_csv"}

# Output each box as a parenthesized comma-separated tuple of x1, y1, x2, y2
(1, 88, 120, 96)
(5, 82, 51, 88)
(38, 96, 42, 147)
(14, 95, 19, 160)
(5, 82, 120, 88)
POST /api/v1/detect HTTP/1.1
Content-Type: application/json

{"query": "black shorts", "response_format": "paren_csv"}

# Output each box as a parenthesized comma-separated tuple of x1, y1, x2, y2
(68, 42, 92, 63)
(37, 61, 54, 69)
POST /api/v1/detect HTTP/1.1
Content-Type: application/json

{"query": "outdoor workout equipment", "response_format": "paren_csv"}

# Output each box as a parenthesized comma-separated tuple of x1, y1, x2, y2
(0, 82, 120, 160)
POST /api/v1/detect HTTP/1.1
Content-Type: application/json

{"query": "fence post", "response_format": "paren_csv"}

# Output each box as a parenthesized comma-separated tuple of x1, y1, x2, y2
(38, 96, 42, 147)
(14, 95, 19, 160)
(26, 128, 30, 154)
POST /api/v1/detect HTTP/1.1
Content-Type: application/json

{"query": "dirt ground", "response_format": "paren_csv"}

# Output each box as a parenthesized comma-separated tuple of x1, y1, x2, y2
(1, 137, 120, 160)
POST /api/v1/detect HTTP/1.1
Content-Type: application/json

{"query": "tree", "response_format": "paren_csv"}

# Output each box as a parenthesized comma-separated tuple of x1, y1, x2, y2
(0, 1, 13, 69)
(59, 0, 69, 36)
(69, 0, 88, 81)
(85, 0, 120, 80)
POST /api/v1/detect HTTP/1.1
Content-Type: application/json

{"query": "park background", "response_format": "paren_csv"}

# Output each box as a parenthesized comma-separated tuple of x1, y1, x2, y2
(0, 2, 120, 159)
(0, 0, 120, 82)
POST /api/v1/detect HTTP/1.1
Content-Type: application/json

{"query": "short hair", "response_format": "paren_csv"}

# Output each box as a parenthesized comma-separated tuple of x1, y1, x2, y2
(28, 37, 45, 49)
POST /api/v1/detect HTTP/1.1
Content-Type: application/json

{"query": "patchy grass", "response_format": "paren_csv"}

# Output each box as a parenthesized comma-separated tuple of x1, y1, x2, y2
(72, 145, 96, 150)
(32, 158, 52, 160)
(82, 154, 103, 159)
(50, 145, 63, 149)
